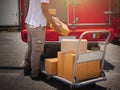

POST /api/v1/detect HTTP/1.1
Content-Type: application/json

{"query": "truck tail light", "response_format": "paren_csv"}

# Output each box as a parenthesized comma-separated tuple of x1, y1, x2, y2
(92, 33, 100, 39)
(21, 30, 27, 42)
(92, 33, 108, 40)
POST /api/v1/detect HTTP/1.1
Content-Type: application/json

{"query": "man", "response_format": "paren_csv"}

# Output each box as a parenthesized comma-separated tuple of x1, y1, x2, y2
(24, 0, 61, 80)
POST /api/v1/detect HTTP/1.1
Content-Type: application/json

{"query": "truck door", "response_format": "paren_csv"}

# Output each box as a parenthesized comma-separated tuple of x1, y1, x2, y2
(0, 0, 20, 26)
(68, 0, 112, 26)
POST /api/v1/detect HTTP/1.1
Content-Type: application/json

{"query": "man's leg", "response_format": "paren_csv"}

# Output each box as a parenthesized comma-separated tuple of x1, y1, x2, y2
(25, 34, 32, 68)
(30, 26, 45, 78)
(24, 25, 32, 76)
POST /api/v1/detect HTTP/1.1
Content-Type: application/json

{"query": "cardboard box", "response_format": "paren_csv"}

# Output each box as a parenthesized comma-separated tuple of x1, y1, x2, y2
(50, 17, 70, 36)
(63, 54, 74, 81)
(63, 53, 87, 81)
(76, 60, 100, 81)
(87, 60, 100, 78)
(49, 9, 56, 15)
(45, 58, 58, 75)
(57, 52, 100, 81)
(61, 39, 87, 53)
(57, 52, 65, 77)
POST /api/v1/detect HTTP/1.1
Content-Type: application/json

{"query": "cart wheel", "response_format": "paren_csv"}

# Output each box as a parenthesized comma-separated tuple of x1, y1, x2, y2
(88, 83, 96, 87)
(69, 85, 73, 90)
(70, 84, 80, 90)
(46, 75, 51, 80)
(43, 74, 51, 82)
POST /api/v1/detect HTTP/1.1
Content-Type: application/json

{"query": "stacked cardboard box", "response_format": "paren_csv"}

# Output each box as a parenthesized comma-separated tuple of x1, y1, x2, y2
(57, 52, 100, 81)
(61, 39, 87, 53)
(45, 58, 58, 75)
(45, 39, 101, 82)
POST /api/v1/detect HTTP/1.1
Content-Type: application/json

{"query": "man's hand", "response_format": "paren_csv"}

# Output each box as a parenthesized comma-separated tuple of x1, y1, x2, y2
(53, 24, 62, 34)
(41, 3, 61, 34)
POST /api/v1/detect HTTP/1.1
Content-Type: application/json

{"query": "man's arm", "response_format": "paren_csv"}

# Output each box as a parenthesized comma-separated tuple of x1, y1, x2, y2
(41, 3, 61, 33)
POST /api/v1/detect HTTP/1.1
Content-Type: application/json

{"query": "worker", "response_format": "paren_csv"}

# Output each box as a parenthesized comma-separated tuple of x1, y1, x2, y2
(24, 0, 61, 80)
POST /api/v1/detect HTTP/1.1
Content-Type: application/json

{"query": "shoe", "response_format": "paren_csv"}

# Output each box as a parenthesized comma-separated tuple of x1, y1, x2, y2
(24, 67, 31, 76)
(30, 72, 43, 80)
(30, 76, 40, 80)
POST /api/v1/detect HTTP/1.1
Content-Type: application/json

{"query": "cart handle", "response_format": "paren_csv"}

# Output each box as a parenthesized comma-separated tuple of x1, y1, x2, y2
(79, 30, 111, 42)
(75, 30, 111, 57)
(72, 30, 111, 83)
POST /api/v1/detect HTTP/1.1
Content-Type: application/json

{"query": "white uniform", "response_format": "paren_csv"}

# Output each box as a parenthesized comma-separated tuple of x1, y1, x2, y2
(25, 0, 49, 27)
(25, 0, 49, 78)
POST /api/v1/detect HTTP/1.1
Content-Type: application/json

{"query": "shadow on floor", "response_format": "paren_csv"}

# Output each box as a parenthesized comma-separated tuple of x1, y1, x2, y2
(35, 75, 111, 90)
(0, 66, 24, 70)
(0, 60, 114, 90)
(103, 60, 115, 71)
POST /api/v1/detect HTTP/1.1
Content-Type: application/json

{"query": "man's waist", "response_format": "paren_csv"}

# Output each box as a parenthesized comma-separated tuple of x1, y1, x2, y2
(26, 23, 46, 29)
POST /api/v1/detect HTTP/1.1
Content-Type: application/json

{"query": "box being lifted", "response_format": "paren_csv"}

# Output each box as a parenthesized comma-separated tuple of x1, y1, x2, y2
(50, 17, 70, 36)
(49, 9, 56, 15)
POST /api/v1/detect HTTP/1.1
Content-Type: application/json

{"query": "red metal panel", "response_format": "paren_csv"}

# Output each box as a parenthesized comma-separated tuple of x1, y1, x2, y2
(45, 27, 114, 42)
(21, 0, 25, 30)
(20, 0, 115, 42)
(112, 17, 120, 38)
(68, 0, 110, 24)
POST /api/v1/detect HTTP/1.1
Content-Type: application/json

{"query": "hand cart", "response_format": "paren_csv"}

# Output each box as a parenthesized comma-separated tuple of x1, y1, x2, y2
(41, 30, 111, 89)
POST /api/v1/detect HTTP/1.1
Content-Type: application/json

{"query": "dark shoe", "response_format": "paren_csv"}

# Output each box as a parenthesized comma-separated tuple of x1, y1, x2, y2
(24, 67, 31, 76)
(30, 72, 43, 80)
(30, 76, 40, 80)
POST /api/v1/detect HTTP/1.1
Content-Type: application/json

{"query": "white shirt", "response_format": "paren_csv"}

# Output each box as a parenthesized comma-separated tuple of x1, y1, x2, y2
(25, 0, 49, 27)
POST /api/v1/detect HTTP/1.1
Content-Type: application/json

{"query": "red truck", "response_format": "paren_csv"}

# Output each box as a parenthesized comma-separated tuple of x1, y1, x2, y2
(111, 0, 120, 44)
(20, 0, 119, 57)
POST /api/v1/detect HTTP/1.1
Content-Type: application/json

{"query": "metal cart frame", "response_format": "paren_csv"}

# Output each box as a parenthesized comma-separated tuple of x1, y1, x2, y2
(42, 30, 111, 89)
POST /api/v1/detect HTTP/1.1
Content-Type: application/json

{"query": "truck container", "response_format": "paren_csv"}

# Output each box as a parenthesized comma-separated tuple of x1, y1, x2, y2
(0, 0, 20, 27)
(111, 0, 120, 44)
(20, 0, 117, 57)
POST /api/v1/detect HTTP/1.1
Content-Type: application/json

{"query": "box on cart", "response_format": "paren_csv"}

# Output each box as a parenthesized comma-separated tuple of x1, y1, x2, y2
(61, 39, 87, 53)
(57, 52, 64, 77)
(45, 58, 58, 75)
(45, 39, 100, 81)
(57, 52, 101, 81)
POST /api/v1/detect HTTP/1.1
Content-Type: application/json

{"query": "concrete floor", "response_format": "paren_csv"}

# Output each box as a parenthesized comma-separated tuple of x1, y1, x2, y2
(0, 32, 120, 90)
